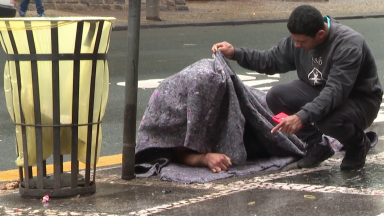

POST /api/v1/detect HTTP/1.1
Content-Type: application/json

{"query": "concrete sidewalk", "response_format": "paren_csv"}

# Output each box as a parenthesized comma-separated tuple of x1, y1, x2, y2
(2, 155, 384, 215)
(16, 0, 384, 28)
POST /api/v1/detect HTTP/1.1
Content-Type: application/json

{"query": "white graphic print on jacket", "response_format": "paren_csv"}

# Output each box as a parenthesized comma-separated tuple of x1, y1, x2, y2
(309, 56, 326, 86)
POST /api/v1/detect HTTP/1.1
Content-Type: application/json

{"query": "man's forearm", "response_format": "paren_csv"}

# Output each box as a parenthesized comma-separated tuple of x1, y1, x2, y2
(182, 153, 207, 167)
(173, 147, 207, 167)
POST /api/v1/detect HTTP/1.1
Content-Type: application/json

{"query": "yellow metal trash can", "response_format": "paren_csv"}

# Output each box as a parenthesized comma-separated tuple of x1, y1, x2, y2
(0, 17, 115, 197)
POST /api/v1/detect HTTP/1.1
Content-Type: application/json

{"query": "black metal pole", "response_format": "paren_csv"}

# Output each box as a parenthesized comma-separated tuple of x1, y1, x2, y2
(122, 0, 140, 180)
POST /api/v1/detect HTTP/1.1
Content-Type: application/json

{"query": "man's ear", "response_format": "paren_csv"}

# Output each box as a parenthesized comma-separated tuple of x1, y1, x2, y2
(317, 30, 326, 39)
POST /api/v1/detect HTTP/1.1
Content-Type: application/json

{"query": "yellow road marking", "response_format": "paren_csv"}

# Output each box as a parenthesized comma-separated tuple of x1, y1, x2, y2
(0, 154, 122, 182)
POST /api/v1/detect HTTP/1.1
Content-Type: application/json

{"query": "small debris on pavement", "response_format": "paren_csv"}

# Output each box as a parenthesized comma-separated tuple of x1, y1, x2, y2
(304, 195, 316, 199)
(42, 195, 50, 203)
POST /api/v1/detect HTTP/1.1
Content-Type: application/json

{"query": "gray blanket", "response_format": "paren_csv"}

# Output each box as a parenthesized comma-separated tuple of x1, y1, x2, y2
(134, 51, 344, 184)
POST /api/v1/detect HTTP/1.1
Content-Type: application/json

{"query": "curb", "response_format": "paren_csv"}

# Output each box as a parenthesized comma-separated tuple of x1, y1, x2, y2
(112, 14, 384, 31)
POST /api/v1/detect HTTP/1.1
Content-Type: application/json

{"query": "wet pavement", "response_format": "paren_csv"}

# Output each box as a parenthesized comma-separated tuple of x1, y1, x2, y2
(0, 181, 214, 214)
(156, 189, 384, 216)
(2, 143, 384, 215)
(273, 164, 384, 190)
(3, 157, 384, 215)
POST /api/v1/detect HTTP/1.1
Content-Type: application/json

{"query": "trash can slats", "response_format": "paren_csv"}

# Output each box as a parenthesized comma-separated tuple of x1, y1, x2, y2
(0, 17, 115, 197)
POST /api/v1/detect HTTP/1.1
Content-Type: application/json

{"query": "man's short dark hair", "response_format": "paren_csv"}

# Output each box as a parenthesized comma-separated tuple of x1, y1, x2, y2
(287, 5, 325, 38)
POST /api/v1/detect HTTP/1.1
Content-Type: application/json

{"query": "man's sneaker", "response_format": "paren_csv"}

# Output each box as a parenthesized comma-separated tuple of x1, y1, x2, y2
(37, 13, 45, 17)
(340, 133, 371, 170)
(366, 131, 378, 148)
(18, 9, 26, 17)
(297, 137, 335, 168)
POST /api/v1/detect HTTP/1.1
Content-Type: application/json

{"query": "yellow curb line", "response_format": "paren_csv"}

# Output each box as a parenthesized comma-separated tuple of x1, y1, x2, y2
(0, 154, 122, 182)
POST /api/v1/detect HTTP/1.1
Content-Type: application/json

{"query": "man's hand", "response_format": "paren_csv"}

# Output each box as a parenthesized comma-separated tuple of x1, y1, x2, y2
(174, 147, 232, 173)
(271, 114, 303, 135)
(212, 41, 235, 59)
(203, 153, 232, 173)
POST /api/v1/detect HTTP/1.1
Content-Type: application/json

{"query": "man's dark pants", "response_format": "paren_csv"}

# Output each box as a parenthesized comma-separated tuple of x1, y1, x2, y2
(266, 80, 379, 148)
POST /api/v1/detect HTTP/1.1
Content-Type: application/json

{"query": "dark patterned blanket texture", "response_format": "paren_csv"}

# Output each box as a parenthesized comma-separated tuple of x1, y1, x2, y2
(134, 51, 340, 184)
